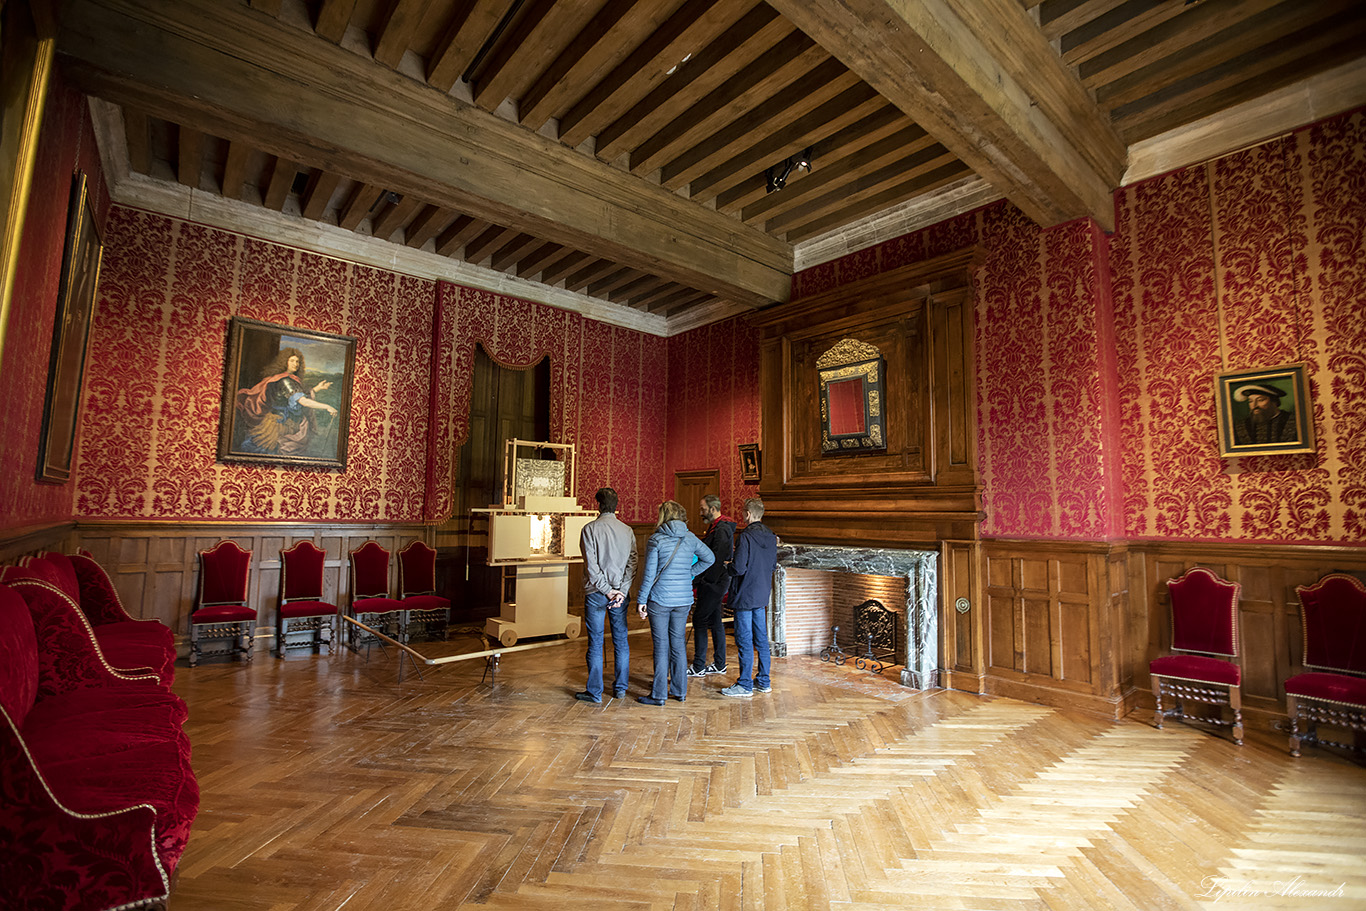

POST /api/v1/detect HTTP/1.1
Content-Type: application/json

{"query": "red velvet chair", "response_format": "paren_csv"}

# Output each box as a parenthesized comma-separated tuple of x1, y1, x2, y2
(191, 541, 256, 667)
(1150, 567, 1243, 744)
(398, 540, 450, 642)
(347, 542, 406, 650)
(1286, 573, 1366, 758)
(277, 541, 340, 658)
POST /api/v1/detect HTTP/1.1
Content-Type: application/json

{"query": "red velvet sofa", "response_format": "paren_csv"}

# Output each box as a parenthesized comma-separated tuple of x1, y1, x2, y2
(0, 557, 197, 909)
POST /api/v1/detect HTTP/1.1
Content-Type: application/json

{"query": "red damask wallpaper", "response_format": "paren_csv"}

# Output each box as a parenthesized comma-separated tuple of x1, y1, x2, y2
(664, 316, 763, 521)
(74, 211, 436, 522)
(432, 282, 669, 525)
(1114, 109, 1365, 543)
(69, 217, 673, 526)
(0, 71, 109, 530)
(791, 108, 1365, 545)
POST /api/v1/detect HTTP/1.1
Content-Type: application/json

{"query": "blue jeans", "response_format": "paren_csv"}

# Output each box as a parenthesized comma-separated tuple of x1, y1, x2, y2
(583, 591, 629, 699)
(646, 602, 690, 700)
(732, 607, 770, 692)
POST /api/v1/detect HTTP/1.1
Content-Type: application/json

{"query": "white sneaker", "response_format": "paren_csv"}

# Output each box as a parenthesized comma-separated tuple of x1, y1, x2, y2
(720, 684, 752, 698)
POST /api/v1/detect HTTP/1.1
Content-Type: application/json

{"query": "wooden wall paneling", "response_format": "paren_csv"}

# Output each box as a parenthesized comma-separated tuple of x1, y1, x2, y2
(753, 248, 984, 548)
(929, 287, 976, 486)
(983, 541, 1125, 718)
(938, 539, 984, 692)
(71, 524, 434, 657)
(1130, 542, 1366, 730)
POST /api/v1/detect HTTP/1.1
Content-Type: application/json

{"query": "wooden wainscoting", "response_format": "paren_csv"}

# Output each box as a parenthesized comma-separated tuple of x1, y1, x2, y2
(981, 540, 1128, 718)
(74, 522, 434, 653)
(0, 521, 75, 567)
(971, 538, 1366, 728)
(1128, 542, 1366, 729)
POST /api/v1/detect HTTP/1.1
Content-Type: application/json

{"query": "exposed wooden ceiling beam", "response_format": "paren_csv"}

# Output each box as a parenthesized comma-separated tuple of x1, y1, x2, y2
(434, 215, 486, 257)
(176, 125, 204, 188)
(221, 140, 251, 200)
(262, 157, 299, 211)
(769, 0, 1126, 230)
(313, 0, 357, 44)
(300, 170, 343, 221)
(557, 0, 738, 149)
(373, 0, 431, 69)
(426, 0, 508, 93)
(339, 182, 384, 231)
(371, 193, 422, 240)
(59, 0, 792, 307)
(404, 204, 456, 249)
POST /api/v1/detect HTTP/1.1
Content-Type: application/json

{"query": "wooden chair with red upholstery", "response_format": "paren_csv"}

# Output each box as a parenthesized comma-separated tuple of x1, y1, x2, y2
(346, 541, 406, 651)
(1286, 573, 1366, 758)
(190, 541, 256, 667)
(398, 540, 450, 642)
(276, 541, 340, 658)
(1150, 566, 1243, 744)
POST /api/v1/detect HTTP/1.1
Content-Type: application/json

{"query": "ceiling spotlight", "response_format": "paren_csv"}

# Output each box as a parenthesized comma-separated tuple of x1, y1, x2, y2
(764, 146, 815, 194)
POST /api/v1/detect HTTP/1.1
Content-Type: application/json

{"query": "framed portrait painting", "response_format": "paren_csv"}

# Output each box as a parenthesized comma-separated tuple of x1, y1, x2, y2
(1214, 362, 1315, 458)
(738, 443, 761, 482)
(36, 171, 102, 483)
(217, 317, 356, 469)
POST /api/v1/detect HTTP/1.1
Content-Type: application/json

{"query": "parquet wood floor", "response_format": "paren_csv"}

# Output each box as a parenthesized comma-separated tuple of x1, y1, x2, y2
(167, 635, 1366, 910)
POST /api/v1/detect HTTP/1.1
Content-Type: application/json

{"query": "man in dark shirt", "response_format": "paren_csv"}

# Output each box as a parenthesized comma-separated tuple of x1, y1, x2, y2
(688, 495, 734, 677)
(721, 498, 778, 698)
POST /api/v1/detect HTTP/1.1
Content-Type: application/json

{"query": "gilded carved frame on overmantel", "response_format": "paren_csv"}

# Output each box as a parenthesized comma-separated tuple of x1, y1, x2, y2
(817, 338, 886, 455)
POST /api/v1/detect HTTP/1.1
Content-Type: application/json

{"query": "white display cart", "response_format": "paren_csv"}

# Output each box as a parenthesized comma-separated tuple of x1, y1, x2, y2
(473, 439, 595, 647)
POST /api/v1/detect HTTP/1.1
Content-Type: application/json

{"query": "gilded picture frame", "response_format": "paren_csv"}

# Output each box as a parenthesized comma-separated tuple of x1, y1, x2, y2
(817, 339, 886, 455)
(1214, 362, 1315, 458)
(738, 442, 761, 482)
(36, 171, 102, 483)
(217, 317, 356, 469)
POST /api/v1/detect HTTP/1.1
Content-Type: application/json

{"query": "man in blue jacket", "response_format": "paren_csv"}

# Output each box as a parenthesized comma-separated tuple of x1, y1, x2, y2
(721, 498, 777, 698)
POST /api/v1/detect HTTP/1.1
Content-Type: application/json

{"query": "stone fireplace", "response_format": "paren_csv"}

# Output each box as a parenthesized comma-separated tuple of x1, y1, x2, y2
(769, 543, 938, 689)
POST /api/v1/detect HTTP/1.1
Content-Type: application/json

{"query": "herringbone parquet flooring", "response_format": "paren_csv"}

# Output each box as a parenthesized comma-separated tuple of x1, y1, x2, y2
(168, 632, 1366, 910)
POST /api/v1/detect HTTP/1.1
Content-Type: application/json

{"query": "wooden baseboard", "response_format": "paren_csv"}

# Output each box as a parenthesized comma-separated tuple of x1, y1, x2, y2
(984, 674, 1134, 721)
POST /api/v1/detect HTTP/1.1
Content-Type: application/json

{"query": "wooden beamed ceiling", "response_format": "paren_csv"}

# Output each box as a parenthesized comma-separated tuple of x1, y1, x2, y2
(55, 0, 1366, 325)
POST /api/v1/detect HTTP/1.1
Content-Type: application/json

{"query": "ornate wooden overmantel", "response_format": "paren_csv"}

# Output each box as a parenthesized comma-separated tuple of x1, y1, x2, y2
(751, 246, 984, 549)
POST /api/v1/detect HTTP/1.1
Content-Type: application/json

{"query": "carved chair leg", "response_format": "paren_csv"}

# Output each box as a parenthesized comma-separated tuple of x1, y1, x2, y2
(1288, 695, 1302, 757)
(1152, 676, 1165, 730)
(1229, 686, 1243, 746)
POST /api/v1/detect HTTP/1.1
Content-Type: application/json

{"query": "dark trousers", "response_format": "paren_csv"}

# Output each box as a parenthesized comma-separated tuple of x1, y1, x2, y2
(692, 580, 727, 669)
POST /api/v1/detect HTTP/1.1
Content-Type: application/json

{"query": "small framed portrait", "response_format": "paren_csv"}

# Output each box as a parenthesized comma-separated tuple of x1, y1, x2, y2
(217, 317, 356, 469)
(738, 443, 761, 482)
(1214, 362, 1315, 458)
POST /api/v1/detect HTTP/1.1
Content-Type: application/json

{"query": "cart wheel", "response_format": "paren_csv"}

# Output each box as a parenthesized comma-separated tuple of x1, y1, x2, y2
(565, 619, 582, 640)
(499, 629, 518, 647)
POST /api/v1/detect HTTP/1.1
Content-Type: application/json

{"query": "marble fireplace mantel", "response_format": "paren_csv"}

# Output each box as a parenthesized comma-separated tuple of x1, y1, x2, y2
(770, 542, 938, 689)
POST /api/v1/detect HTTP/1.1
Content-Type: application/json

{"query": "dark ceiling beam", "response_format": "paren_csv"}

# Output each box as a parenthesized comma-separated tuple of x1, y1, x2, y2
(768, 0, 1126, 230)
(59, 0, 793, 308)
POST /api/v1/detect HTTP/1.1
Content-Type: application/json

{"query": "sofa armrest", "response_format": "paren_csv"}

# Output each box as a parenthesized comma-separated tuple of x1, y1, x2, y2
(6, 580, 163, 699)
(69, 553, 140, 626)
(0, 706, 171, 910)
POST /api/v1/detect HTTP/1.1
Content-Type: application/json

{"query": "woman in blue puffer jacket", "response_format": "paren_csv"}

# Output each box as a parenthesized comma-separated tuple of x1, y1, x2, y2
(635, 500, 714, 705)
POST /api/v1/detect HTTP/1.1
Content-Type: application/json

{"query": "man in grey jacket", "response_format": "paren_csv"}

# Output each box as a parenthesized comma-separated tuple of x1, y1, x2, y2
(576, 487, 638, 703)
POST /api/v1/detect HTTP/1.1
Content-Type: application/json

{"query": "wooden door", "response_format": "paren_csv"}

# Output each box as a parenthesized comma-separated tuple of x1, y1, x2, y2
(674, 469, 720, 537)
